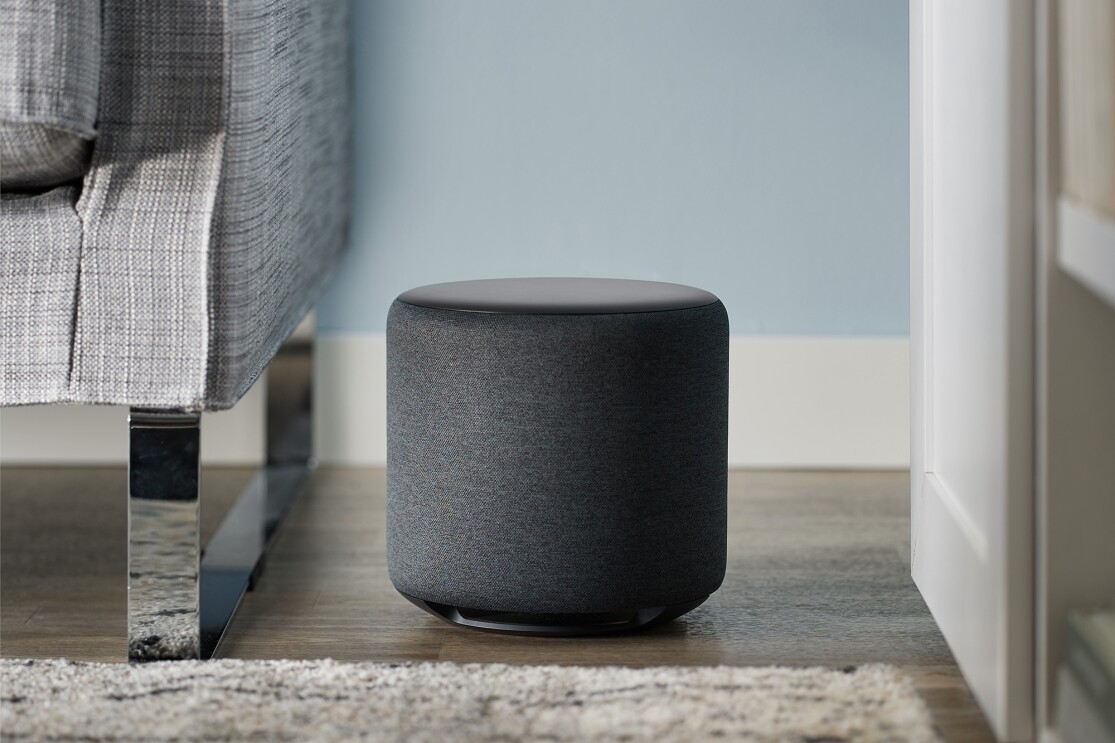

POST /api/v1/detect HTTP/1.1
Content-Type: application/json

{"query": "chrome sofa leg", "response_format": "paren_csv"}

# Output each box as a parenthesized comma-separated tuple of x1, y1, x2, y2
(128, 410, 202, 661)
(127, 343, 313, 661)
(197, 433, 309, 659)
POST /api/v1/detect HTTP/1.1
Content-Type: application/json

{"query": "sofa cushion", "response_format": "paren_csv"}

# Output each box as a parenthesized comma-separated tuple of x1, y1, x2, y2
(1, 124, 92, 189)
(0, 0, 99, 188)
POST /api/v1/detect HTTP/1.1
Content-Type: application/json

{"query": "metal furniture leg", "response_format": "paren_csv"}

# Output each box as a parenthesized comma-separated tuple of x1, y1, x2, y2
(127, 410, 202, 661)
(127, 347, 313, 661)
(197, 433, 309, 659)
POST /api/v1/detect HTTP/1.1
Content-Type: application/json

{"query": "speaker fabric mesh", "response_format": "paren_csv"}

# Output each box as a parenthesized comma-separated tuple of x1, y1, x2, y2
(386, 288, 728, 616)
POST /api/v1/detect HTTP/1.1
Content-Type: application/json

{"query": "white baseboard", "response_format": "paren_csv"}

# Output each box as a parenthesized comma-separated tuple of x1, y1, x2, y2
(312, 334, 388, 468)
(727, 336, 910, 468)
(314, 334, 910, 469)
(2, 336, 909, 469)
(0, 373, 267, 466)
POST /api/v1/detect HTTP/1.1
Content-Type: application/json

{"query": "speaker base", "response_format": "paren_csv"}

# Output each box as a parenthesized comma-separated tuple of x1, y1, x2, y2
(399, 593, 708, 637)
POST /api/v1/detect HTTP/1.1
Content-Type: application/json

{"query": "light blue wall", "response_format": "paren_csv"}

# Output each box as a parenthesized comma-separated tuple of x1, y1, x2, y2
(318, 0, 909, 335)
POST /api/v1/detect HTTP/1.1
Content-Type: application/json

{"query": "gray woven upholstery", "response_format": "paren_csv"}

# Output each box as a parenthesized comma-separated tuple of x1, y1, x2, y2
(387, 287, 729, 615)
(1, 0, 349, 410)
(0, 189, 83, 404)
(1, 124, 92, 190)
(0, 0, 99, 188)
(67, 0, 226, 408)
(206, 0, 350, 406)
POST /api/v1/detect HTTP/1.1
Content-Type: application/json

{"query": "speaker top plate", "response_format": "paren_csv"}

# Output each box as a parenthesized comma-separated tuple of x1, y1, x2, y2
(397, 277, 719, 315)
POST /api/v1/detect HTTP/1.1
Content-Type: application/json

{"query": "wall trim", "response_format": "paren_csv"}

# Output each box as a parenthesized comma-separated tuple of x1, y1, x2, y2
(2, 336, 910, 469)
(313, 333, 910, 469)
(0, 374, 267, 466)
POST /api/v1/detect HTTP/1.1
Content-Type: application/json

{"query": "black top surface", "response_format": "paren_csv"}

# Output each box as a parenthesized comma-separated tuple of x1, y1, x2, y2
(396, 278, 719, 315)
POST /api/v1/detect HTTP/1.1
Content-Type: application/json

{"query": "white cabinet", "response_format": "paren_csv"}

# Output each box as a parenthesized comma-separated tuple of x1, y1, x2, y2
(910, 2, 1115, 740)
(910, 3, 1034, 739)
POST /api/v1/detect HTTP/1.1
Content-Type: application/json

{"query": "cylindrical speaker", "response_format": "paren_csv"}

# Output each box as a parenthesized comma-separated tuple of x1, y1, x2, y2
(386, 278, 728, 636)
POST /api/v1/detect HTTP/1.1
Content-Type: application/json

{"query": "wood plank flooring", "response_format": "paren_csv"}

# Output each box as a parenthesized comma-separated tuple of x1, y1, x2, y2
(0, 467, 994, 741)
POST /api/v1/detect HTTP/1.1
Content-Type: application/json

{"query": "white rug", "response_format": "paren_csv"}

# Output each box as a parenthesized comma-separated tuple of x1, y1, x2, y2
(1, 659, 939, 742)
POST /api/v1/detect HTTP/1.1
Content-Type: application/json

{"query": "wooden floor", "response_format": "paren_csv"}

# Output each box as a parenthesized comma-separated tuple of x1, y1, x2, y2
(1, 467, 994, 741)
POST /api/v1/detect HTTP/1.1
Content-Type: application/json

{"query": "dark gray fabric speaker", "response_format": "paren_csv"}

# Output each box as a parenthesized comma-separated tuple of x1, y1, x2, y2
(386, 278, 728, 636)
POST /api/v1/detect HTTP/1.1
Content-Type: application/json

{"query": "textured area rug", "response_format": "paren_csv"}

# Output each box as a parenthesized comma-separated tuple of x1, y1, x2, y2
(1, 659, 938, 742)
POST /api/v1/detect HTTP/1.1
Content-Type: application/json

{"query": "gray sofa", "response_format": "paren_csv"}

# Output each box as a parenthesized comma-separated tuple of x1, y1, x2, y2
(1, 0, 350, 659)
